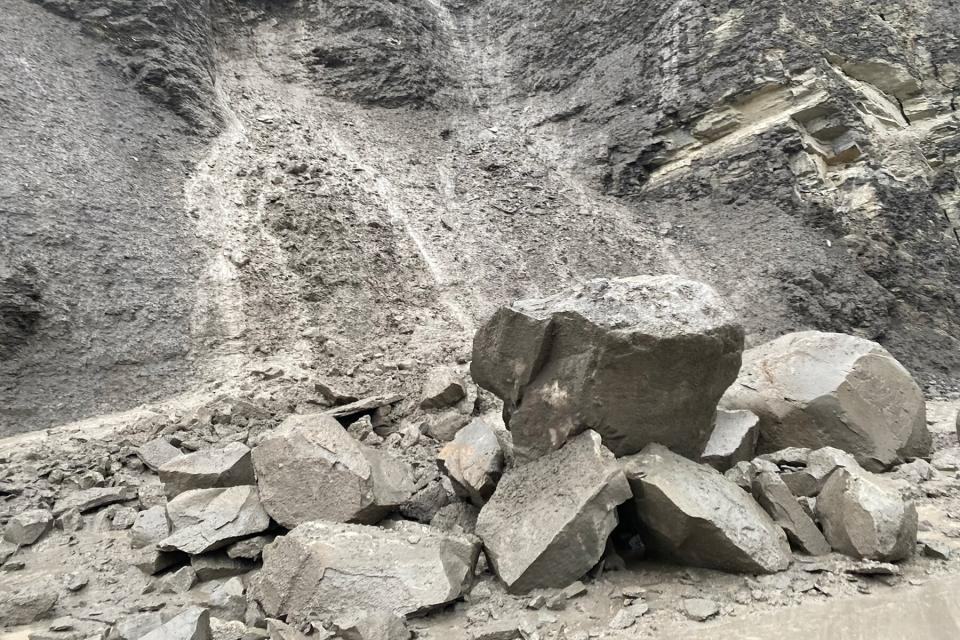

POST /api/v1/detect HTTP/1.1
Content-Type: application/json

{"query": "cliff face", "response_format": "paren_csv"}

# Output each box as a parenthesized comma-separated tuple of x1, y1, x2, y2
(2, 0, 958, 433)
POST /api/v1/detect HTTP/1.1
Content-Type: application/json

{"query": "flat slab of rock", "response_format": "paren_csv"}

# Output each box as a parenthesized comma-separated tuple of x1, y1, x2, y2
(721, 331, 931, 471)
(438, 418, 504, 505)
(252, 520, 479, 618)
(621, 444, 791, 574)
(3, 508, 53, 546)
(252, 414, 414, 528)
(53, 486, 137, 516)
(140, 607, 211, 640)
(816, 467, 917, 561)
(753, 471, 830, 556)
(159, 442, 255, 498)
(471, 275, 743, 460)
(159, 486, 270, 555)
(700, 409, 759, 471)
(476, 430, 631, 593)
(322, 394, 403, 419)
(137, 438, 182, 472)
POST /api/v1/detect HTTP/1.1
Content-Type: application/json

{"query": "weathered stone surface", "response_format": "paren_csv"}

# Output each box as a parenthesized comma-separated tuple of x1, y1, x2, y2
(159, 486, 270, 555)
(931, 447, 960, 472)
(722, 331, 931, 471)
(420, 366, 467, 410)
(700, 409, 759, 471)
(816, 467, 917, 562)
(471, 275, 743, 460)
(476, 430, 631, 593)
(253, 520, 479, 618)
(621, 444, 791, 574)
(753, 471, 830, 556)
(53, 486, 137, 516)
(780, 447, 860, 497)
(3, 508, 53, 546)
(138, 438, 182, 472)
(322, 394, 403, 419)
(332, 610, 410, 640)
(422, 411, 472, 442)
(130, 547, 186, 575)
(112, 612, 164, 640)
(226, 535, 274, 560)
(0, 580, 58, 625)
(252, 414, 414, 528)
(160, 566, 198, 594)
(438, 418, 504, 505)
(140, 607, 211, 640)
(191, 553, 252, 581)
(159, 442, 255, 498)
(204, 576, 246, 622)
(130, 506, 170, 549)
(430, 502, 480, 534)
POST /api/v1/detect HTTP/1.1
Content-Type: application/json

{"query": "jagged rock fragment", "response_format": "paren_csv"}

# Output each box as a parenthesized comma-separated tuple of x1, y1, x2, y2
(138, 438, 182, 472)
(332, 610, 410, 640)
(160, 566, 198, 594)
(780, 447, 860, 497)
(130, 506, 171, 549)
(0, 580, 58, 625)
(253, 520, 479, 618)
(204, 576, 246, 621)
(191, 553, 252, 581)
(476, 430, 631, 593)
(226, 535, 273, 560)
(140, 607, 211, 640)
(700, 409, 760, 470)
(131, 547, 185, 575)
(3, 508, 53, 546)
(159, 486, 270, 555)
(752, 471, 830, 556)
(621, 444, 791, 574)
(438, 418, 504, 505)
(420, 366, 467, 410)
(112, 612, 165, 640)
(471, 275, 743, 460)
(251, 414, 414, 528)
(159, 442, 255, 498)
(722, 331, 931, 471)
(422, 411, 471, 442)
(430, 501, 480, 534)
(53, 486, 137, 516)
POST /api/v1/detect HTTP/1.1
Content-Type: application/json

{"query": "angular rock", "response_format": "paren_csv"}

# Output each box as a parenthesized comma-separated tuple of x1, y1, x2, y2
(780, 447, 861, 497)
(757, 447, 812, 467)
(251, 414, 414, 528)
(438, 418, 504, 505)
(322, 394, 403, 419)
(332, 610, 410, 640)
(0, 540, 18, 565)
(621, 444, 791, 574)
(722, 331, 931, 471)
(158, 442, 255, 498)
(931, 447, 960, 472)
(140, 607, 211, 640)
(226, 535, 274, 560)
(422, 411, 471, 442)
(816, 467, 917, 561)
(752, 471, 830, 556)
(204, 576, 246, 622)
(160, 566, 198, 594)
(112, 612, 165, 640)
(158, 486, 270, 555)
(471, 275, 743, 460)
(4, 508, 53, 546)
(191, 553, 252, 581)
(430, 502, 480, 534)
(265, 619, 307, 640)
(0, 581, 58, 625)
(476, 430, 631, 593)
(138, 438, 182, 472)
(139, 484, 168, 510)
(131, 547, 186, 575)
(53, 486, 137, 516)
(682, 598, 719, 622)
(130, 506, 171, 550)
(252, 520, 479, 618)
(420, 366, 467, 410)
(55, 508, 83, 532)
(700, 409, 760, 471)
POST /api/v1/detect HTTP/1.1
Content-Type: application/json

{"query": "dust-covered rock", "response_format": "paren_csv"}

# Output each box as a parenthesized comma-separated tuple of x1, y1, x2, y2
(53, 486, 137, 516)
(159, 486, 270, 555)
(140, 607, 211, 640)
(438, 418, 504, 506)
(700, 409, 760, 471)
(3, 508, 53, 546)
(420, 366, 467, 410)
(130, 506, 171, 549)
(752, 471, 830, 556)
(332, 610, 410, 640)
(138, 438, 182, 472)
(159, 442, 255, 498)
(0, 579, 58, 626)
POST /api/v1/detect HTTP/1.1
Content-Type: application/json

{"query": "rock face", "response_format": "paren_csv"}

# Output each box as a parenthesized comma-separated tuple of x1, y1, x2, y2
(700, 409, 760, 471)
(722, 331, 931, 471)
(752, 471, 830, 556)
(140, 607, 211, 640)
(158, 442, 256, 497)
(475, 430, 632, 593)
(471, 276, 744, 461)
(252, 414, 414, 528)
(816, 467, 917, 561)
(438, 418, 504, 506)
(3, 508, 53, 545)
(158, 486, 270, 555)
(253, 520, 479, 618)
(621, 444, 791, 574)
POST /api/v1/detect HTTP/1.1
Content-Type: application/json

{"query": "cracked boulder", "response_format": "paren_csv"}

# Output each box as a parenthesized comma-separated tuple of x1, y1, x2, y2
(752, 471, 830, 556)
(158, 486, 270, 555)
(700, 409, 760, 471)
(159, 442, 256, 498)
(816, 467, 917, 562)
(438, 418, 504, 506)
(252, 414, 414, 528)
(475, 430, 631, 593)
(721, 331, 931, 471)
(252, 520, 479, 619)
(621, 444, 791, 574)
(471, 275, 743, 461)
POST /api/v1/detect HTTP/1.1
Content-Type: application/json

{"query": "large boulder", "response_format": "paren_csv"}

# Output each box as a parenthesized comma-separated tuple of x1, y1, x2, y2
(158, 442, 256, 498)
(158, 486, 270, 555)
(721, 331, 931, 471)
(252, 520, 479, 619)
(471, 275, 743, 461)
(475, 430, 632, 593)
(252, 414, 414, 528)
(621, 444, 791, 574)
(438, 418, 504, 506)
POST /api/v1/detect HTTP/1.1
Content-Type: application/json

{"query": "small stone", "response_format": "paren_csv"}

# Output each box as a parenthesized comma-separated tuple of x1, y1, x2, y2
(138, 439, 182, 472)
(438, 418, 504, 506)
(130, 506, 171, 549)
(420, 366, 467, 410)
(111, 612, 164, 640)
(920, 537, 951, 560)
(562, 581, 587, 599)
(608, 608, 636, 630)
(226, 535, 274, 560)
(191, 553, 253, 581)
(332, 610, 410, 640)
(160, 566, 198, 594)
(3, 509, 53, 546)
(139, 484, 168, 510)
(422, 412, 471, 442)
(110, 506, 139, 530)
(158, 486, 271, 555)
(56, 508, 83, 532)
(467, 620, 520, 640)
(65, 573, 88, 592)
(682, 598, 719, 621)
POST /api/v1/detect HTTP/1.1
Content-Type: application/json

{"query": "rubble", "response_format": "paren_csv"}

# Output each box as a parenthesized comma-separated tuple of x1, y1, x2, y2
(722, 331, 931, 471)
(158, 442, 256, 497)
(158, 485, 271, 555)
(131, 547, 186, 575)
(700, 409, 760, 471)
(3, 508, 53, 545)
(438, 418, 504, 505)
(252, 413, 414, 527)
(471, 275, 743, 460)
(621, 444, 791, 573)
(253, 520, 479, 618)
(53, 486, 137, 516)
(752, 471, 831, 556)
(476, 430, 631, 593)
(420, 366, 467, 410)
(140, 607, 211, 640)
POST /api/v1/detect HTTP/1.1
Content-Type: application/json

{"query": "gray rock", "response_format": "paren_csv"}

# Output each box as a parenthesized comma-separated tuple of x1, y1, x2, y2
(111, 612, 164, 640)
(140, 607, 211, 640)
(191, 553, 252, 581)
(332, 610, 410, 640)
(920, 536, 951, 560)
(0, 540, 17, 565)
(139, 484, 168, 510)
(111, 506, 139, 530)
(251, 414, 414, 528)
(130, 506, 171, 549)
(894, 459, 934, 485)
(322, 394, 403, 419)
(138, 438, 182, 472)
(422, 411, 471, 442)
(476, 430, 631, 593)
(430, 501, 480, 534)
(226, 535, 274, 560)
(160, 566, 198, 594)
(420, 366, 467, 410)
(722, 331, 931, 471)
(780, 447, 861, 497)
(816, 467, 917, 561)
(931, 447, 960, 472)
(621, 444, 791, 574)
(3, 508, 53, 546)
(55, 508, 83, 532)
(757, 447, 812, 467)
(0, 581, 58, 625)
(471, 275, 743, 461)
(682, 598, 719, 622)
(159, 443, 255, 498)
(700, 409, 760, 471)
(53, 486, 137, 516)
(204, 576, 246, 622)
(252, 520, 479, 618)
(752, 471, 831, 556)
(265, 619, 307, 640)
(438, 418, 504, 505)
(131, 546, 186, 575)
(158, 486, 270, 555)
